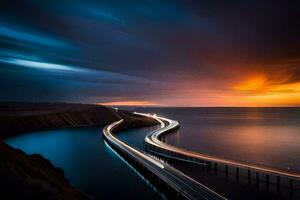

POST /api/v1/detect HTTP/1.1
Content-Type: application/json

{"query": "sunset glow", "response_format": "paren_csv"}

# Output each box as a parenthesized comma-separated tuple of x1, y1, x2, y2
(2, 2, 300, 200)
(1, 1, 299, 107)
(234, 75, 267, 92)
(229, 74, 300, 106)
(98, 101, 159, 106)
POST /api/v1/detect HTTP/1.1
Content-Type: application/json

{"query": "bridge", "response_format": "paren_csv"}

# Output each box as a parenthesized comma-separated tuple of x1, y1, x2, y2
(138, 113, 300, 196)
(103, 118, 227, 200)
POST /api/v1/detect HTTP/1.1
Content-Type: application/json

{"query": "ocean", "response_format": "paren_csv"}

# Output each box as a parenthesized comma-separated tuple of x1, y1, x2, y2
(132, 107, 300, 173)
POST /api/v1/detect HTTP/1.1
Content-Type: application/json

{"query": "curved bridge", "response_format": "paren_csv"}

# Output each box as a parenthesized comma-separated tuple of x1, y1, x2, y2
(103, 117, 227, 200)
(139, 113, 300, 194)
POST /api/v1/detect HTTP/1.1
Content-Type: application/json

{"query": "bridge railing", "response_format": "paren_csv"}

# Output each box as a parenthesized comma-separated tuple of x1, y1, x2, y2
(139, 113, 300, 196)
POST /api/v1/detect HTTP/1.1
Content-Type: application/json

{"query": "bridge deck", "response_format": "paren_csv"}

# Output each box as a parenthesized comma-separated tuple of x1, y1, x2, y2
(103, 118, 226, 200)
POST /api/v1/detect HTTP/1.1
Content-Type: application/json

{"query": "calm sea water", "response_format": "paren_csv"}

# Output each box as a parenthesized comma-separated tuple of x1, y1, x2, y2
(132, 107, 300, 173)
(5, 127, 162, 199)
(5, 108, 300, 200)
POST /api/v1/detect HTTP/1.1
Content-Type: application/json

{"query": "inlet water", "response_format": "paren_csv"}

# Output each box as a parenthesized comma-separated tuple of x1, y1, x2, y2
(5, 127, 162, 199)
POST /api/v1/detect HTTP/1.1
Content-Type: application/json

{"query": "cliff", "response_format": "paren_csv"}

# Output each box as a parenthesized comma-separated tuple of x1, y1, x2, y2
(0, 142, 92, 200)
(0, 103, 120, 139)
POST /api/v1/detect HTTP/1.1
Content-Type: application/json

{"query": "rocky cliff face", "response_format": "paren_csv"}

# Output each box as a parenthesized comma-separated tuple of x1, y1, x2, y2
(0, 142, 92, 200)
(0, 103, 122, 139)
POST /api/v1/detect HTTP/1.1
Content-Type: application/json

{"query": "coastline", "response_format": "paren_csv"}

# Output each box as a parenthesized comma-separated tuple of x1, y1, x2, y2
(0, 102, 156, 139)
(0, 102, 157, 200)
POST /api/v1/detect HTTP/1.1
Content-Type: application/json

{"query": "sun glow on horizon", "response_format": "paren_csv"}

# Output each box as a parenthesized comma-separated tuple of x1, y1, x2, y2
(98, 100, 160, 107)
(231, 74, 300, 106)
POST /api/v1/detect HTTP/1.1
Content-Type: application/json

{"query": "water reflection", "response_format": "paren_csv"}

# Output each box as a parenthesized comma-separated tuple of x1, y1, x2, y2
(104, 140, 167, 200)
(5, 127, 162, 199)
(134, 107, 300, 173)
(162, 129, 180, 145)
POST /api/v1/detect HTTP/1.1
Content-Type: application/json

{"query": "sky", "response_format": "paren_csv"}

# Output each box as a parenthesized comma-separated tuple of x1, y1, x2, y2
(1, 0, 300, 106)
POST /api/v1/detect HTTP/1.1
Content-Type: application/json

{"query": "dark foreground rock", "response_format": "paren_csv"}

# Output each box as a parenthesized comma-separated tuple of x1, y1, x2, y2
(0, 142, 92, 200)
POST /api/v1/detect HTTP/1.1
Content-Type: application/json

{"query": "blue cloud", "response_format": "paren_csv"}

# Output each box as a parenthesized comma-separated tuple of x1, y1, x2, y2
(0, 58, 87, 72)
(0, 23, 72, 49)
(0, 56, 149, 84)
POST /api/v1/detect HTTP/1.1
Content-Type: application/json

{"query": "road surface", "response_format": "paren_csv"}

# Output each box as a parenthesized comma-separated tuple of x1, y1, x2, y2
(103, 117, 227, 200)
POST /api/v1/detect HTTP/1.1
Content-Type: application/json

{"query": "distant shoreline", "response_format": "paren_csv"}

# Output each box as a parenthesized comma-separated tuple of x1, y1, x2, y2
(0, 102, 157, 139)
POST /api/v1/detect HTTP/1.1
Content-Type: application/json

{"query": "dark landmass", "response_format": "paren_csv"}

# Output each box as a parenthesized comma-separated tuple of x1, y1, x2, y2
(0, 102, 156, 139)
(0, 142, 91, 200)
(0, 102, 157, 200)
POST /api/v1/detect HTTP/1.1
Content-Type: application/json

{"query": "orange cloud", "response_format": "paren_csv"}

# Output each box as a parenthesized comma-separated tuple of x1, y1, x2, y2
(234, 75, 267, 92)
(232, 74, 300, 106)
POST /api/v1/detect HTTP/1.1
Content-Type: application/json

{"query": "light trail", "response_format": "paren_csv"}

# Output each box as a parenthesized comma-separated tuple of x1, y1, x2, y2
(103, 114, 227, 200)
(137, 112, 300, 181)
(104, 119, 165, 169)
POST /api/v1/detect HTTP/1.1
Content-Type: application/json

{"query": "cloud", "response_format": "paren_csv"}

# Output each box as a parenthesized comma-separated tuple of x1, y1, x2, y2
(0, 24, 72, 49)
(0, 58, 88, 73)
(0, 56, 151, 85)
(1, 0, 300, 106)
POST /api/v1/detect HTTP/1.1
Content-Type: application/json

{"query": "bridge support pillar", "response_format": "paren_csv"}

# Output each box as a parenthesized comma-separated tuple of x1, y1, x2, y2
(206, 161, 211, 170)
(236, 168, 239, 182)
(290, 179, 293, 196)
(256, 172, 259, 188)
(276, 176, 280, 193)
(248, 169, 251, 184)
(214, 163, 218, 171)
(266, 174, 270, 191)
(225, 165, 228, 178)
